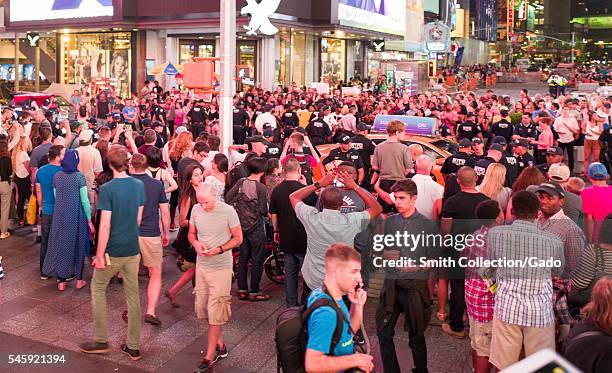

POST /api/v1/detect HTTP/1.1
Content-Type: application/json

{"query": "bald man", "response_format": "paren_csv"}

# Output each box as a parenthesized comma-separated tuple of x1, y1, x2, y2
(440, 166, 490, 339)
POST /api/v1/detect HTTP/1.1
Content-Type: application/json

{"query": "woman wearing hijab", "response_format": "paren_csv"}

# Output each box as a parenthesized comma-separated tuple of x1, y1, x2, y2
(43, 150, 95, 291)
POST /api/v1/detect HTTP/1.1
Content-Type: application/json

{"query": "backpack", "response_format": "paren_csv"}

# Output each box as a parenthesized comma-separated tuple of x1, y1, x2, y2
(275, 298, 347, 373)
(79, 105, 87, 117)
(228, 178, 261, 235)
(225, 160, 251, 195)
(288, 153, 313, 185)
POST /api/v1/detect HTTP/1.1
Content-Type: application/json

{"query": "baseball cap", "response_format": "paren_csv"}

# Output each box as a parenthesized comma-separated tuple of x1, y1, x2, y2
(492, 136, 507, 146)
(69, 120, 83, 131)
(514, 138, 530, 148)
(458, 138, 472, 148)
(339, 135, 352, 144)
(548, 163, 570, 182)
(175, 126, 188, 135)
(141, 118, 151, 127)
(500, 106, 509, 111)
(587, 162, 609, 180)
(471, 137, 483, 145)
(246, 136, 267, 145)
(86, 117, 97, 125)
(263, 128, 275, 137)
(536, 181, 565, 198)
(112, 112, 122, 119)
(356, 122, 369, 132)
(489, 143, 504, 152)
(546, 146, 563, 156)
(78, 129, 94, 143)
(151, 121, 163, 129)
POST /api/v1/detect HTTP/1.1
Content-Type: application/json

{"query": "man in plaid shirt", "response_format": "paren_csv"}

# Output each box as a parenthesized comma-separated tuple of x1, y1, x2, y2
(488, 191, 565, 370)
(535, 181, 586, 339)
(463, 200, 503, 373)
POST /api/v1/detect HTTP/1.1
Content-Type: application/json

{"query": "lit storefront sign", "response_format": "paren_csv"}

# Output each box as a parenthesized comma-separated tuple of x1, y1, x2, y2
(337, 0, 406, 36)
(424, 21, 450, 53)
(240, 0, 281, 36)
(507, 0, 515, 41)
(517, 0, 527, 20)
(10, 0, 114, 22)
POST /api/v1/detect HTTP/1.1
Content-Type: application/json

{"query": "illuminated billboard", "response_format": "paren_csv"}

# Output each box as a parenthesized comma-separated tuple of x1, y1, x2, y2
(10, 0, 114, 22)
(337, 0, 407, 36)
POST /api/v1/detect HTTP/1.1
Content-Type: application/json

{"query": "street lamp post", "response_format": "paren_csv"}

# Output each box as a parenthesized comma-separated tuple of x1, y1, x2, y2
(219, 0, 236, 153)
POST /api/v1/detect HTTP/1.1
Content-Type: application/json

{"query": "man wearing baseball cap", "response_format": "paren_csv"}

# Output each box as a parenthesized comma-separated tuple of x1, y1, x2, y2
(471, 137, 485, 162)
(544, 163, 582, 224)
(322, 135, 365, 184)
(492, 136, 519, 187)
(350, 122, 375, 189)
(76, 128, 102, 215)
(441, 138, 475, 177)
(455, 112, 482, 143)
(582, 162, 612, 243)
(513, 138, 536, 174)
(489, 107, 513, 145)
(474, 144, 504, 185)
(536, 146, 564, 176)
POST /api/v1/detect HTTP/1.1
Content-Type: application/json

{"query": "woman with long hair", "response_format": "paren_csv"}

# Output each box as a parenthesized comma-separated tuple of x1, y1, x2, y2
(583, 111, 604, 174)
(11, 128, 32, 227)
(477, 163, 511, 213)
(263, 158, 282, 198)
(563, 276, 612, 372)
(165, 164, 202, 307)
(145, 146, 178, 198)
(505, 166, 547, 222)
(29, 121, 41, 149)
(43, 150, 94, 291)
(0, 140, 12, 239)
(167, 131, 194, 231)
(204, 153, 228, 203)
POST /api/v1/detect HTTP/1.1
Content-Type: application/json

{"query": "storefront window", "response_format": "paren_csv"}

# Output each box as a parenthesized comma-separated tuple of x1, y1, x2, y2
(276, 31, 291, 86)
(61, 32, 132, 98)
(320, 38, 345, 84)
(292, 33, 306, 86)
(238, 41, 257, 82)
(179, 40, 215, 64)
(347, 40, 365, 82)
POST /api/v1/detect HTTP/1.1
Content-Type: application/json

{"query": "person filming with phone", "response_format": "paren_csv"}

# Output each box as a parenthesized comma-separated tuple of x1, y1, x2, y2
(304, 244, 374, 373)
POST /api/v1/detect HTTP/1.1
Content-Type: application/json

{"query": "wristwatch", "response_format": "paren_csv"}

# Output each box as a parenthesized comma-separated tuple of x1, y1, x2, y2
(314, 181, 321, 189)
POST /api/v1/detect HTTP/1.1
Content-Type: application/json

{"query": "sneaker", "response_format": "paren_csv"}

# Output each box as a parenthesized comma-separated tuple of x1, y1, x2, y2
(353, 330, 366, 346)
(214, 344, 228, 362)
(170, 224, 179, 232)
(441, 323, 466, 339)
(120, 344, 142, 361)
(79, 342, 111, 354)
(194, 359, 214, 373)
(145, 314, 162, 326)
(40, 276, 49, 280)
(0, 232, 10, 239)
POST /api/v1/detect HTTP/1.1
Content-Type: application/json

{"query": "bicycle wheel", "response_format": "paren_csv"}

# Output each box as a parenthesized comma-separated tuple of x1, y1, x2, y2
(264, 252, 285, 284)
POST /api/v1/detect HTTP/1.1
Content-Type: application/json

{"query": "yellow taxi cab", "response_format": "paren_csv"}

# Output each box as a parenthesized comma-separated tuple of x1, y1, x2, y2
(314, 115, 457, 186)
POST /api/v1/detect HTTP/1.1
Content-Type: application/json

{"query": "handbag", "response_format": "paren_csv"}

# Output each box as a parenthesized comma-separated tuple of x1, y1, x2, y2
(568, 244, 607, 308)
(26, 195, 37, 225)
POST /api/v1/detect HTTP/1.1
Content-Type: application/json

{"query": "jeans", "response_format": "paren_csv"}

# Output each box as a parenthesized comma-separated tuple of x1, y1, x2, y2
(91, 254, 141, 350)
(377, 288, 428, 373)
(449, 279, 466, 332)
(0, 181, 10, 233)
(284, 253, 304, 307)
(14, 175, 30, 221)
(40, 214, 52, 276)
(237, 226, 267, 294)
(559, 141, 575, 172)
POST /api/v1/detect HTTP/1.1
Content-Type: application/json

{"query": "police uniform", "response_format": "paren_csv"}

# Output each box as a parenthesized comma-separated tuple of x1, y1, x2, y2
(151, 105, 166, 123)
(323, 148, 364, 170)
(490, 119, 513, 143)
(473, 157, 496, 184)
(516, 153, 536, 173)
(456, 121, 482, 141)
(281, 111, 299, 128)
(188, 106, 207, 137)
(513, 123, 538, 141)
(439, 123, 452, 138)
(500, 151, 519, 187)
(441, 151, 474, 175)
(233, 107, 249, 145)
(305, 118, 332, 146)
(265, 142, 281, 159)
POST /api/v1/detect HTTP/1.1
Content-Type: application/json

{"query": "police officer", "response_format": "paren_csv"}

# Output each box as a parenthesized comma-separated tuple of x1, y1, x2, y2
(233, 102, 250, 145)
(491, 136, 519, 187)
(350, 122, 376, 189)
(456, 112, 482, 142)
(489, 107, 514, 144)
(536, 146, 565, 176)
(513, 113, 538, 143)
(471, 137, 486, 162)
(187, 100, 207, 138)
(305, 110, 332, 147)
(323, 134, 365, 184)
(441, 138, 474, 176)
(513, 138, 536, 174)
(474, 143, 504, 185)
(262, 127, 281, 159)
(150, 99, 166, 126)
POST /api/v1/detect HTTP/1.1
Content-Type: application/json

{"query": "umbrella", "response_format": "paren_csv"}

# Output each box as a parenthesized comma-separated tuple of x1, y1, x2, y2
(147, 62, 184, 76)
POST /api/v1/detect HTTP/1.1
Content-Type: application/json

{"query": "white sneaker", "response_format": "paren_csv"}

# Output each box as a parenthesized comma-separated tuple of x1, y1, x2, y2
(32, 227, 38, 232)
(0, 232, 10, 239)
(40, 276, 49, 280)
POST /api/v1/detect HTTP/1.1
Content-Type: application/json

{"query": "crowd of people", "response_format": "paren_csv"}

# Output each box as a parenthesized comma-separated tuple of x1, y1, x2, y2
(0, 76, 611, 373)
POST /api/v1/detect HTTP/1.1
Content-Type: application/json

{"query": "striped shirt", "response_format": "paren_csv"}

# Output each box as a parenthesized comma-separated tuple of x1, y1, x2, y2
(571, 244, 612, 290)
(537, 209, 586, 279)
(489, 220, 564, 327)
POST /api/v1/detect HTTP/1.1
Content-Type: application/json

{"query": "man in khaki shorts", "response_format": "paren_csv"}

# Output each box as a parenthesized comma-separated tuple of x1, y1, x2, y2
(189, 183, 243, 373)
(128, 154, 170, 326)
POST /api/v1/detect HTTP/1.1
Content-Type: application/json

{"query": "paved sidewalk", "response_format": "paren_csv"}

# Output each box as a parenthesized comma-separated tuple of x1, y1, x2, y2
(0, 226, 472, 372)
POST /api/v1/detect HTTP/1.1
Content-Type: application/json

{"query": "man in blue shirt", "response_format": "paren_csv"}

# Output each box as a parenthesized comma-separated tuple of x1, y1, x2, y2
(35, 145, 64, 279)
(304, 244, 373, 373)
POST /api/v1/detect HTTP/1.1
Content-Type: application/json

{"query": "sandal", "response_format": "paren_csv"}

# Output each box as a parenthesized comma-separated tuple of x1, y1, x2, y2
(237, 291, 249, 301)
(248, 293, 271, 302)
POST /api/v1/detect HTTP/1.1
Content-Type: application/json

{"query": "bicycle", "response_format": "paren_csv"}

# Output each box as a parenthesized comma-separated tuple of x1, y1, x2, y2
(231, 241, 286, 284)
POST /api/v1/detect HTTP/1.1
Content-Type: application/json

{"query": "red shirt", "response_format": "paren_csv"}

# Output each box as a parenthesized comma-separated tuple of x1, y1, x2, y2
(464, 227, 495, 323)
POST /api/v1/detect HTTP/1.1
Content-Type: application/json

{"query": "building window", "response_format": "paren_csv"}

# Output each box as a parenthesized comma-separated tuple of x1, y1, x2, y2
(179, 40, 215, 65)
(321, 37, 345, 84)
(238, 41, 257, 82)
